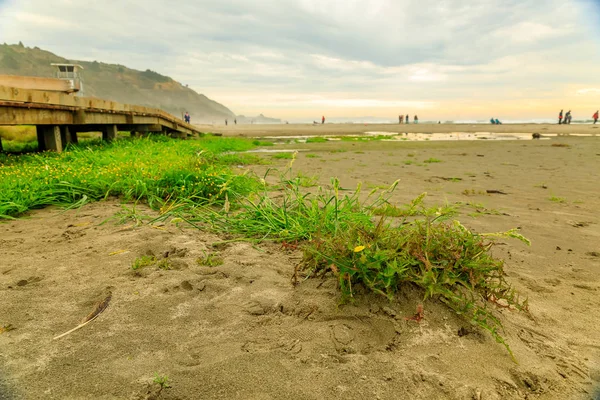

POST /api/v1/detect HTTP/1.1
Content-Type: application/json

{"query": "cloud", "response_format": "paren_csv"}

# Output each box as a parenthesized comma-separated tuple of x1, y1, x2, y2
(576, 88, 600, 95)
(0, 0, 599, 119)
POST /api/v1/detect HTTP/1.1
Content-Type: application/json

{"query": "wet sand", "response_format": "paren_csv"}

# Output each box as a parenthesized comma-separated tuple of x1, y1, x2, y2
(197, 122, 600, 138)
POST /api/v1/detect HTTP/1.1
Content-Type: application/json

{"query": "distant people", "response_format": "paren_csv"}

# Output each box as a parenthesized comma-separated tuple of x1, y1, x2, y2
(225, 119, 228, 126)
(184, 111, 190, 124)
(593, 110, 598, 124)
(565, 110, 572, 124)
(234, 119, 237, 125)
(322, 115, 325, 124)
(399, 115, 403, 124)
(490, 118, 496, 124)
(406, 114, 410, 124)
(495, 118, 501, 124)
(558, 109, 563, 125)
(414, 115, 418, 124)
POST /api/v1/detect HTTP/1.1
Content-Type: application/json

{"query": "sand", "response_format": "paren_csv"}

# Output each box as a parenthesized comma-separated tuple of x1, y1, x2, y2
(198, 122, 600, 138)
(1, 126, 600, 399)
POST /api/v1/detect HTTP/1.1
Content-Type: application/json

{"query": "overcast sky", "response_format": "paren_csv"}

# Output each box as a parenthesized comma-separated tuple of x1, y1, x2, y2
(1, 0, 599, 121)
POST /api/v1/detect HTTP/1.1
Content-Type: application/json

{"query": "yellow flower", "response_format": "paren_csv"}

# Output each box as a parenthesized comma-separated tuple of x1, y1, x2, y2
(353, 245, 365, 253)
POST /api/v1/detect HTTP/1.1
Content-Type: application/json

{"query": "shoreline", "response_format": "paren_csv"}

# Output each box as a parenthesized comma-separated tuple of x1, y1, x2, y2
(193, 123, 600, 137)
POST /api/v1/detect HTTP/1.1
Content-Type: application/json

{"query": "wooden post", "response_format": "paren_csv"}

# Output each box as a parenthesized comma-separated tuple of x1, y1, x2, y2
(0, 135, 3, 152)
(39, 126, 63, 152)
(36, 126, 46, 151)
(102, 124, 117, 142)
(60, 126, 71, 146)
(71, 130, 79, 144)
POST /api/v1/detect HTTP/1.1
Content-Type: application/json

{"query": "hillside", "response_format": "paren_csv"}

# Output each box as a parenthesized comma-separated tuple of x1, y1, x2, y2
(0, 43, 235, 122)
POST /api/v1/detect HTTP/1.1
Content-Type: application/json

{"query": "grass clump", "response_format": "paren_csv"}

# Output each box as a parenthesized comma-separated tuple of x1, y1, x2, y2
(423, 157, 442, 163)
(548, 196, 566, 203)
(132, 255, 156, 270)
(214, 153, 268, 165)
(153, 373, 171, 390)
(197, 252, 224, 267)
(169, 168, 529, 358)
(306, 137, 328, 143)
(252, 139, 274, 146)
(305, 153, 320, 158)
(272, 152, 294, 159)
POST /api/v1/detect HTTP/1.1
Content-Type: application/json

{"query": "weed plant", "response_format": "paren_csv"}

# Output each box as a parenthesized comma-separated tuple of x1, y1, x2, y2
(272, 152, 294, 159)
(162, 162, 529, 357)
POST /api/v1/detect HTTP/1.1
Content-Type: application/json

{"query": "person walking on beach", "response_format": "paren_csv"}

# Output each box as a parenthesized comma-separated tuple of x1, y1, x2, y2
(593, 110, 598, 124)
(184, 112, 190, 124)
(558, 110, 563, 124)
(322, 116, 325, 124)
(399, 115, 403, 124)
(225, 119, 228, 126)
(414, 115, 418, 124)
(565, 110, 572, 124)
(234, 118, 237, 125)
(406, 114, 410, 124)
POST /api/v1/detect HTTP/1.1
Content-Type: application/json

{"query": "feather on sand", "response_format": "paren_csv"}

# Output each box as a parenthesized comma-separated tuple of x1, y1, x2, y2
(53, 292, 112, 340)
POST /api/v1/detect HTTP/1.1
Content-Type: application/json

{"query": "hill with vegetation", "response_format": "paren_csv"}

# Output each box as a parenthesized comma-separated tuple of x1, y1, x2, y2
(0, 42, 235, 122)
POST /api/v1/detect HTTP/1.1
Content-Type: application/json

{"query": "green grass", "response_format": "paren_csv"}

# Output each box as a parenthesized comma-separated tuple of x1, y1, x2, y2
(548, 196, 566, 203)
(423, 157, 442, 163)
(1, 140, 39, 153)
(0, 135, 259, 219)
(296, 172, 319, 188)
(132, 255, 156, 270)
(252, 139, 274, 146)
(306, 137, 328, 143)
(0, 126, 36, 142)
(305, 154, 320, 158)
(197, 252, 224, 267)
(214, 153, 268, 165)
(272, 152, 294, 159)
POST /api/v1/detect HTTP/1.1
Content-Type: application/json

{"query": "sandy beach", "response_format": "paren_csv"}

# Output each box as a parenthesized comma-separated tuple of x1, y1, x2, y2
(198, 122, 600, 138)
(1, 128, 599, 399)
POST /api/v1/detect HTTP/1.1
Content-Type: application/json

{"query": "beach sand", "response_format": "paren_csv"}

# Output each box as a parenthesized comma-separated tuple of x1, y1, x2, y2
(198, 122, 600, 138)
(1, 129, 599, 399)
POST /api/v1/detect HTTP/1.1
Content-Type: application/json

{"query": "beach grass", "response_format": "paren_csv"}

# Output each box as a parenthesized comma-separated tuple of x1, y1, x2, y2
(0, 135, 258, 219)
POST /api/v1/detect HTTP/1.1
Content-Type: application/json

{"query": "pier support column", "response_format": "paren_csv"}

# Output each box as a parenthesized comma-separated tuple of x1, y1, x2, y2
(37, 126, 63, 152)
(60, 126, 72, 147)
(102, 125, 117, 142)
(36, 127, 46, 151)
(0, 135, 3, 152)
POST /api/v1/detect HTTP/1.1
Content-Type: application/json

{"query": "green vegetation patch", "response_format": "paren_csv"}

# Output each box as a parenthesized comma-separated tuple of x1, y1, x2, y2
(168, 172, 529, 358)
(305, 137, 328, 143)
(0, 135, 258, 219)
(272, 152, 294, 159)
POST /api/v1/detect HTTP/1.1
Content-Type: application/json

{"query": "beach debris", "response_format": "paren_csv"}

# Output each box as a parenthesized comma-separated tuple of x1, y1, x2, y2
(405, 304, 424, 322)
(532, 133, 541, 139)
(53, 292, 112, 340)
(0, 324, 15, 334)
(432, 176, 463, 181)
(486, 190, 508, 195)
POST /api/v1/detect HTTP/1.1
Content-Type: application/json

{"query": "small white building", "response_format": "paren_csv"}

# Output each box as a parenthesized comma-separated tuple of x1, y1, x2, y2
(50, 63, 84, 96)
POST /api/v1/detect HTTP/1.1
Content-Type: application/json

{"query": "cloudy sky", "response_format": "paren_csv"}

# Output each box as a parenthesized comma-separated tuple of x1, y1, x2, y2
(1, 0, 599, 121)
